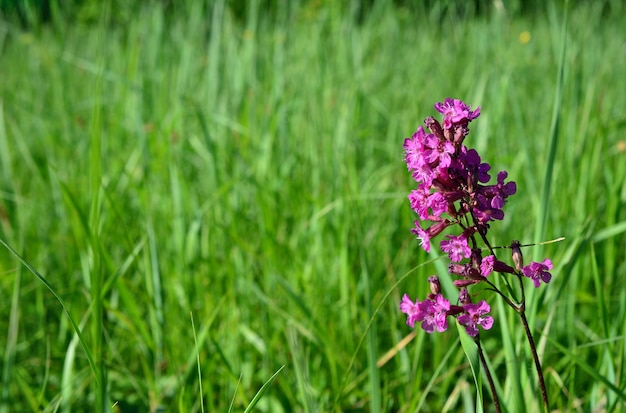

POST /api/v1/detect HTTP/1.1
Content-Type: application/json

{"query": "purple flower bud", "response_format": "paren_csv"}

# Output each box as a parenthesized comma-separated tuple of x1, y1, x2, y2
(424, 116, 445, 141)
(470, 248, 482, 270)
(448, 262, 467, 276)
(459, 288, 471, 305)
(453, 279, 478, 288)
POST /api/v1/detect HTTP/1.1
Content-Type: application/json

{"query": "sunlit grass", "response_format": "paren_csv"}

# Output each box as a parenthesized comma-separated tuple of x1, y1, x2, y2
(0, 1, 625, 411)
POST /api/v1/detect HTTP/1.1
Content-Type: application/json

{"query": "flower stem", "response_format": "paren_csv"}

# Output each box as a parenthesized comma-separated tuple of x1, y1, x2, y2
(476, 338, 501, 413)
(519, 310, 549, 411)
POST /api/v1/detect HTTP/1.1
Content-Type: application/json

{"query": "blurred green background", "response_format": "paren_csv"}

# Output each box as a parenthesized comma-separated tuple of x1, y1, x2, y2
(1, 0, 625, 411)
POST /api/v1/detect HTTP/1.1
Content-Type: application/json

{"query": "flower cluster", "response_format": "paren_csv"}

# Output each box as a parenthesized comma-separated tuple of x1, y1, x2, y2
(400, 98, 553, 336)
(400, 276, 494, 337)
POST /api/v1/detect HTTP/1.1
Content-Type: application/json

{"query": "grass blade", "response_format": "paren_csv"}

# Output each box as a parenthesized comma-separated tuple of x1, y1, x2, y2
(456, 323, 484, 413)
(0, 238, 98, 382)
(243, 365, 285, 413)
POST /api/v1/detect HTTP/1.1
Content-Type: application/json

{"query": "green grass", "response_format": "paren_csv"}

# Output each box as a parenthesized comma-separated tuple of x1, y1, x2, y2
(1, 1, 625, 411)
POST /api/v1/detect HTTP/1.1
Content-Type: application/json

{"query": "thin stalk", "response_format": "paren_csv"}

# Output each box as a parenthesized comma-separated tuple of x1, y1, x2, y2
(476, 338, 501, 413)
(519, 310, 549, 411)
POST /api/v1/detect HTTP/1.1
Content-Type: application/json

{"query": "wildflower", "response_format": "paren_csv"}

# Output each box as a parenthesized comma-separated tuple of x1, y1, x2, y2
(463, 148, 491, 184)
(458, 301, 494, 337)
(480, 255, 515, 277)
(440, 234, 471, 262)
(408, 187, 431, 220)
(479, 171, 517, 209)
(420, 294, 451, 333)
(400, 98, 554, 337)
(410, 221, 431, 253)
(473, 193, 505, 223)
(403, 127, 426, 171)
(411, 219, 452, 253)
(400, 294, 422, 328)
(522, 259, 553, 288)
(434, 98, 481, 130)
(423, 133, 455, 168)
(400, 293, 450, 333)
(399, 99, 556, 410)
(428, 192, 448, 218)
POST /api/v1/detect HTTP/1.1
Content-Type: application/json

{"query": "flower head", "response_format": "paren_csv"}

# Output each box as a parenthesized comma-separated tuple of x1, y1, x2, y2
(480, 255, 515, 277)
(400, 293, 450, 333)
(434, 98, 481, 130)
(420, 294, 450, 333)
(403, 127, 426, 171)
(400, 99, 556, 344)
(440, 234, 471, 263)
(410, 221, 431, 253)
(457, 300, 494, 337)
(400, 294, 422, 328)
(522, 259, 553, 288)
(480, 255, 496, 277)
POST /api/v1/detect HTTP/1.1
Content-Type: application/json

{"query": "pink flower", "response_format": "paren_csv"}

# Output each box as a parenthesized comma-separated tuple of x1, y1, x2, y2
(403, 127, 426, 171)
(408, 188, 430, 220)
(440, 234, 471, 262)
(428, 192, 448, 217)
(400, 293, 450, 333)
(423, 133, 455, 168)
(457, 301, 494, 337)
(479, 255, 515, 277)
(522, 259, 553, 288)
(400, 294, 422, 328)
(480, 255, 496, 277)
(434, 98, 480, 129)
(410, 221, 431, 253)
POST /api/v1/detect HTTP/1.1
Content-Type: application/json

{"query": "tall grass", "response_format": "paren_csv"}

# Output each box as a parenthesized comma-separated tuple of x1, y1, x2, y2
(0, 1, 625, 411)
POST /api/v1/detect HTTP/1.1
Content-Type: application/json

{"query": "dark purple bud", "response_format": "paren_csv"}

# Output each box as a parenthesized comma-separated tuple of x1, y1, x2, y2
(426, 219, 451, 238)
(470, 248, 482, 269)
(466, 267, 484, 280)
(453, 279, 478, 288)
(492, 259, 516, 274)
(447, 304, 465, 316)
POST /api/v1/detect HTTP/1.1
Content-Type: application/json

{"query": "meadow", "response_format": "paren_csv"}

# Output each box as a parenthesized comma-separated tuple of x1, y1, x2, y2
(0, 1, 625, 411)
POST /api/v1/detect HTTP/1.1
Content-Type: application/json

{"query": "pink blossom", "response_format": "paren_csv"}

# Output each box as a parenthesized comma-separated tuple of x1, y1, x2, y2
(522, 259, 553, 288)
(440, 234, 471, 263)
(457, 301, 494, 337)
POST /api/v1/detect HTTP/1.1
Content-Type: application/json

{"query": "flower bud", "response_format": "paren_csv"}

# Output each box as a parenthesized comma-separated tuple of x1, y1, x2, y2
(424, 116, 445, 141)
(492, 259, 516, 274)
(448, 263, 467, 276)
(510, 240, 523, 271)
(459, 288, 471, 305)
(470, 248, 482, 269)
(453, 279, 477, 288)
(428, 276, 441, 295)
